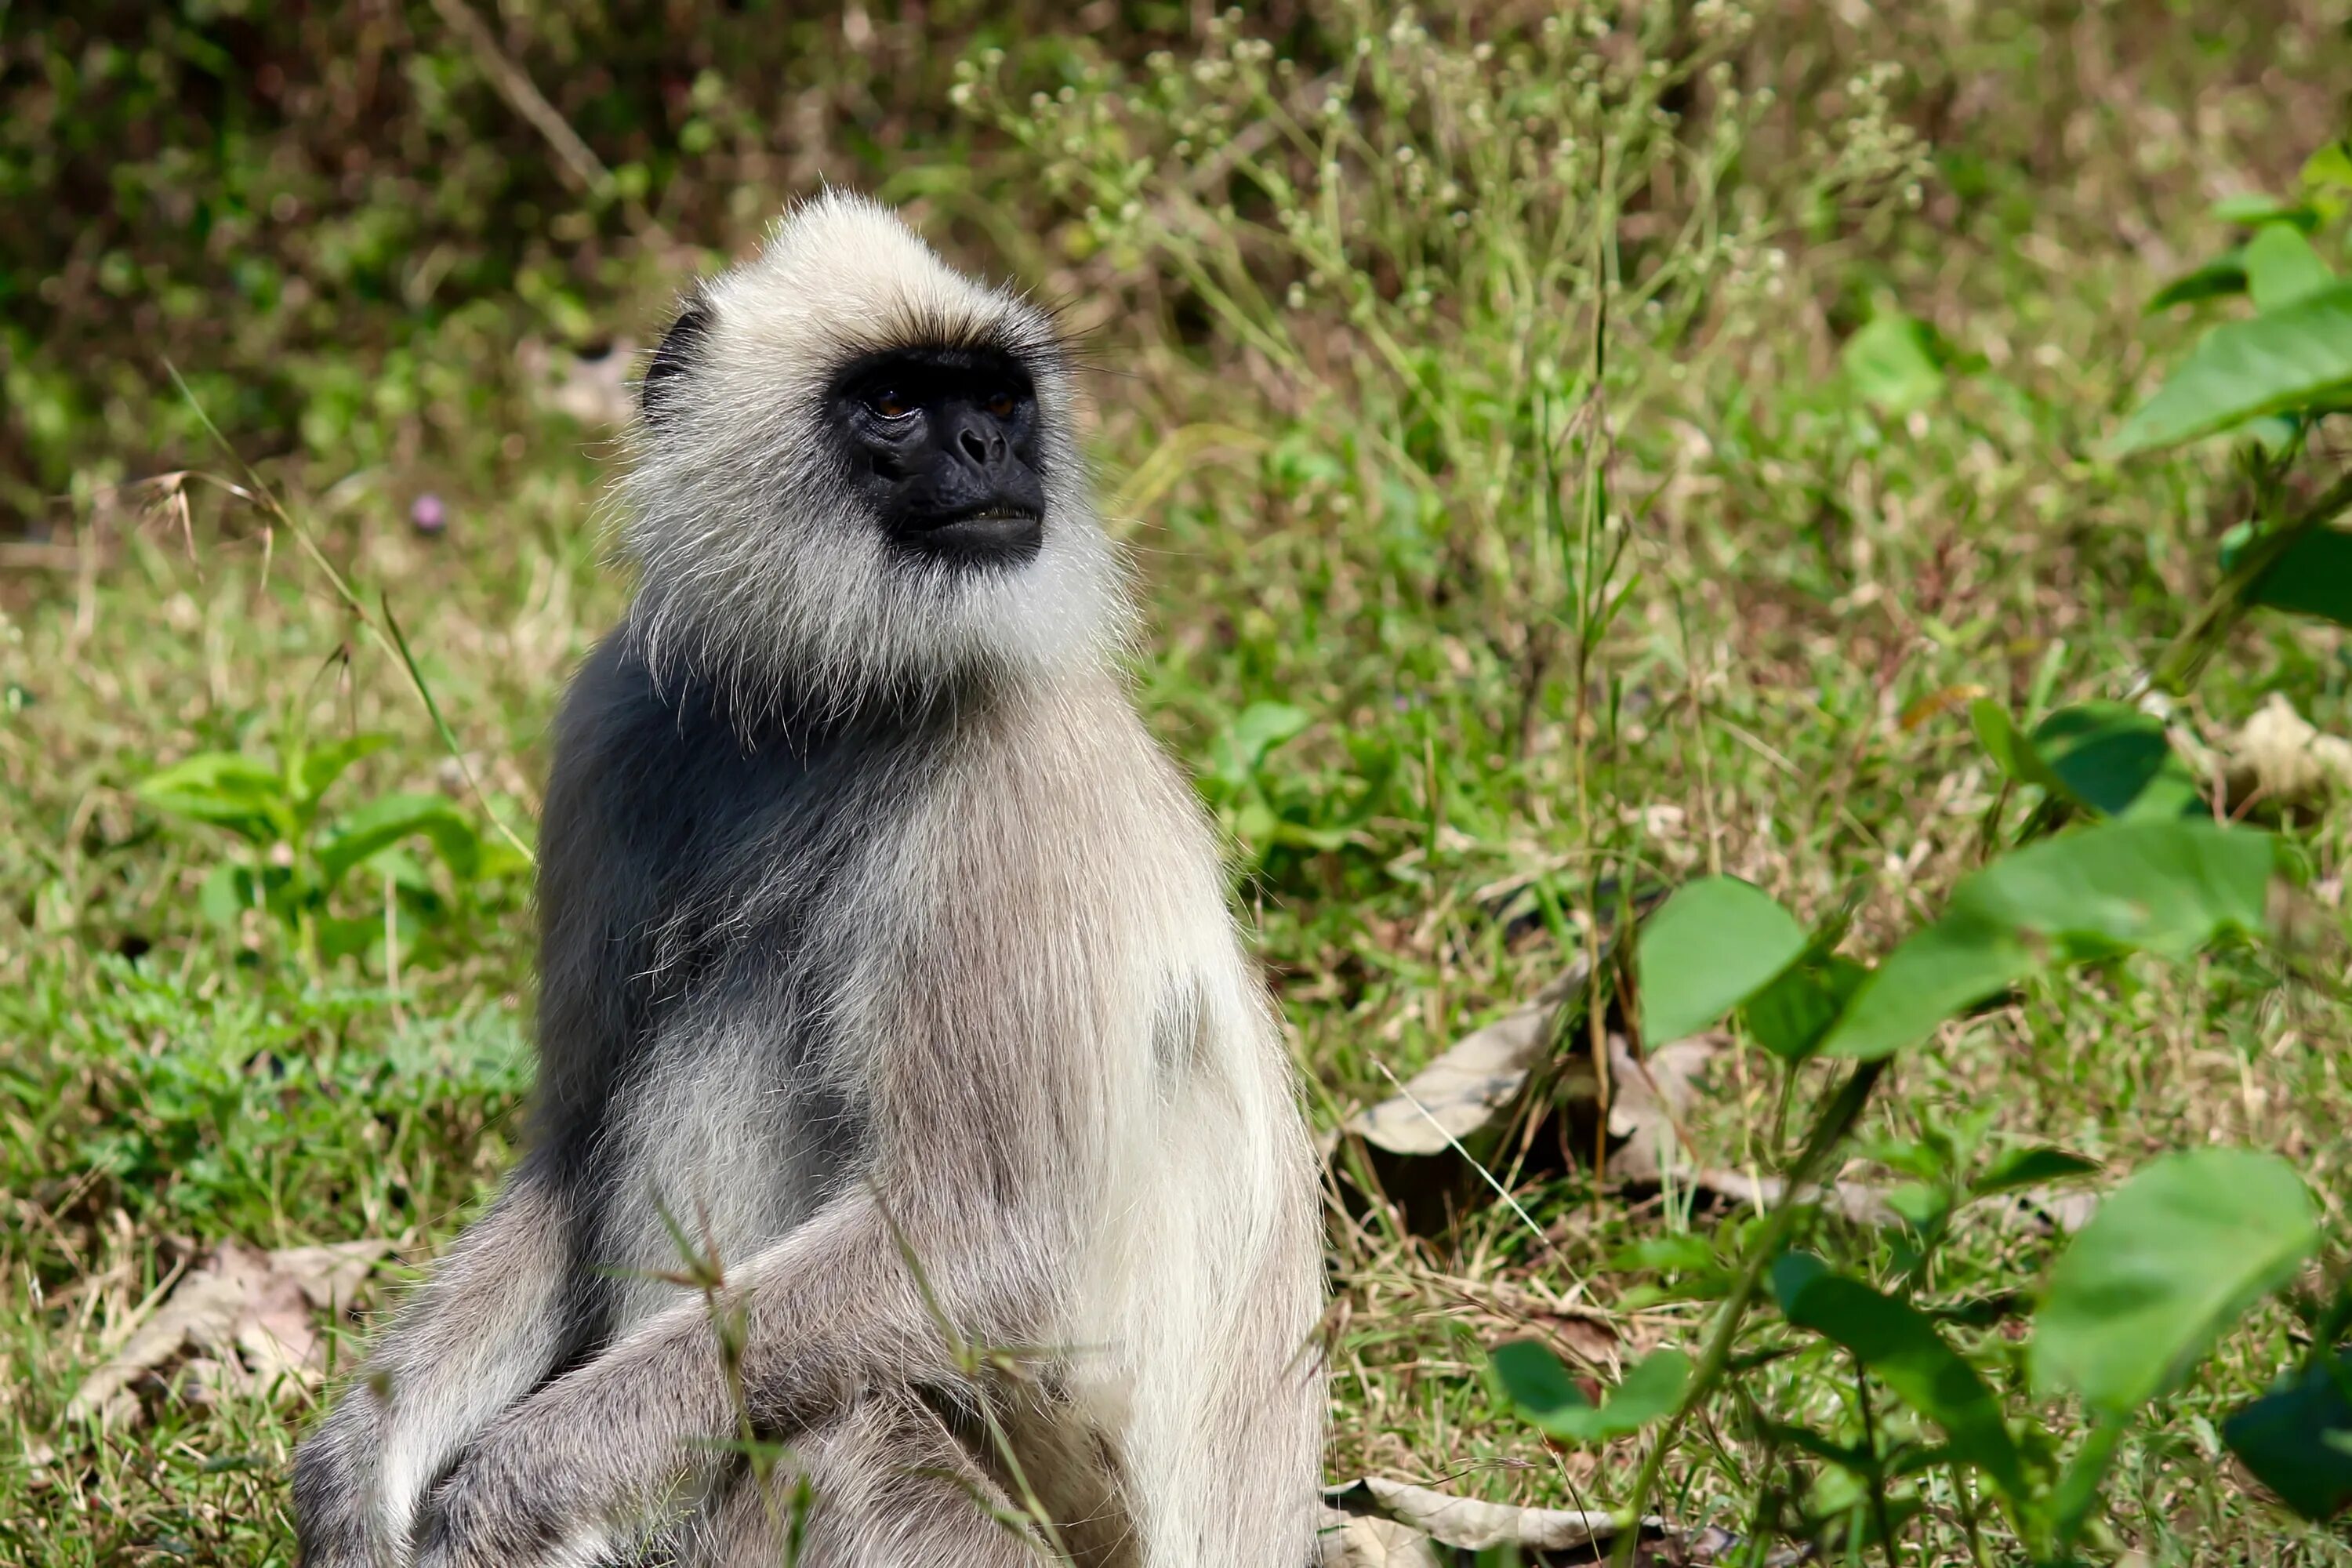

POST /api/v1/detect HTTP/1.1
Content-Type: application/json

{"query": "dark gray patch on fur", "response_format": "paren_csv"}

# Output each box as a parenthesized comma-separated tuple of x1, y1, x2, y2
(532, 633, 952, 1352)
(640, 299, 711, 426)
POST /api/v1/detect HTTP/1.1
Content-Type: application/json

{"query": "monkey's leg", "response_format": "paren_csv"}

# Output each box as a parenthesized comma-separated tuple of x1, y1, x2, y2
(293, 1171, 575, 1567)
(409, 1190, 1067, 1568)
(689, 1395, 1045, 1568)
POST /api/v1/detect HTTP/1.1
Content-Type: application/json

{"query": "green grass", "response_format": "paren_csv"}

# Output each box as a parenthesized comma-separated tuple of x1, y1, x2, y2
(6, 2, 2352, 1563)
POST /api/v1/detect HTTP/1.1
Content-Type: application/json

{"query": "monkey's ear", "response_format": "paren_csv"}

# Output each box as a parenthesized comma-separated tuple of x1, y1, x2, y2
(641, 297, 713, 426)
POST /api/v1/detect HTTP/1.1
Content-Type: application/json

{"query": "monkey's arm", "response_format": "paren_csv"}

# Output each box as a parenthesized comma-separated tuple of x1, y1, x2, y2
(409, 1180, 1060, 1568)
(292, 1171, 576, 1567)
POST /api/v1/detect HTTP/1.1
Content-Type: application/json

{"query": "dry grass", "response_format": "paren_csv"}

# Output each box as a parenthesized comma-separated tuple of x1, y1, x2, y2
(5, 3, 2352, 1563)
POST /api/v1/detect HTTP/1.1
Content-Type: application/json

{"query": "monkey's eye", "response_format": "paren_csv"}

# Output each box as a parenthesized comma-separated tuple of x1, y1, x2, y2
(984, 389, 1017, 419)
(866, 390, 913, 421)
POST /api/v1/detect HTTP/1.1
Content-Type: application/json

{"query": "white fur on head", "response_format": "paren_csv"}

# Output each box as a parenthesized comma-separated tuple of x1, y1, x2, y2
(619, 191, 1127, 718)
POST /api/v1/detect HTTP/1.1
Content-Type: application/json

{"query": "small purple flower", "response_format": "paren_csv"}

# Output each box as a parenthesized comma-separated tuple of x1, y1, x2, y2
(411, 493, 448, 535)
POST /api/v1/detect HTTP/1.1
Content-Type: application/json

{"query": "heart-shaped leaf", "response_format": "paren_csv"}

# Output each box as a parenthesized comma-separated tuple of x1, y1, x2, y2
(1492, 1341, 1690, 1443)
(2032, 1148, 2318, 1417)
(2250, 527, 2352, 630)
(2111, 279, 2352, 454)
(1820, 821, 2270, 1058)
(1637, 877, 1808, 1044)
(2223, 1352, 2352, 1521)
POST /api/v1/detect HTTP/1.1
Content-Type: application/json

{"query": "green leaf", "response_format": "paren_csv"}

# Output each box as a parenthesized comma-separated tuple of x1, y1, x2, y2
(1814, 911, 2029, 1061)
(137, 753, 290, 839)
(1210, 702, 1310, 786)
(1953, 818, 2270, 961)
(1637, 876, 1808, 1044)
(1820, 820, 2270, 1058)
(2304, 143, 2352, 194)
(2223, 1352, 2352, 1521)
(1970, 1145, 2101, 1200)
(1772, 1254, 2029, 1501)
(2031, 1149, 2318, 1417)
(2244, 223, 2338, 312)
(294, 732, 393, 812)
(2111, 279, 2352, 454)
(318, 914, 390, 960)
(198, 861, 257, 929)
(2250, 527, 2352, 628)
(1492, 1341, 1690, 1443)
(318, 794, 481, 888)
(1971, 699, 2067, 794)
(1742, 954, 1869, 1062)
(2145, 252, 2247, 313)
(1976, 700, 2196, 819)
(2029, 702, 2199, 820)
(1842, 312, 1946, 417)
(2211, 193, 2319, 230)
(1607, 1233, 1717, 1274)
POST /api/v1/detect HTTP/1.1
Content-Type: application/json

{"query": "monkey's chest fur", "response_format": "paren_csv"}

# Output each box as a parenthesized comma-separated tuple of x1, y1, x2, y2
(524, 635, 1220, 1364)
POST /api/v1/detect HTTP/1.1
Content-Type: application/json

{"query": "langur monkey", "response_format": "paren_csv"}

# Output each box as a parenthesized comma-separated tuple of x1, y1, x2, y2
(291, 192, 1326, 1567)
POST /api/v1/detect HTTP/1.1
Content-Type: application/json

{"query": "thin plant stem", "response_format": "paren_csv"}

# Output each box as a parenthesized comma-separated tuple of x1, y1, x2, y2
(1854, 1353, 1899, 1568)
(1611, 1057, 1890, 1566)
(2145, 470, 2352, 697)
(165, 363, 536, 866)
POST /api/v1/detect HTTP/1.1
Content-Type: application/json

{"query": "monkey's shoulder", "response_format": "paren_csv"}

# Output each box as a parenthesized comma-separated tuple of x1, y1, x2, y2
(538, 635, 940, 910)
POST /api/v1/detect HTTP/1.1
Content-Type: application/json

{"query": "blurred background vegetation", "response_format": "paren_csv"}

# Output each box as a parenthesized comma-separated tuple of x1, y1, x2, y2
(6, 2, 2352, 1563)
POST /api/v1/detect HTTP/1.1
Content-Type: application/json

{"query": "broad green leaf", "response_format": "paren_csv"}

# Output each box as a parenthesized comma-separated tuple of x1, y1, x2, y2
(1772, 1254, 2029, 1501)
(1742, 954, 1869, 1062)
(2304, 143, 2352, 194)
(2245, 223, 2337, 312)
(1820, 820, 2270, 1058)
(318, 914, 392, 960)
(2146, 252, 2247, 313)
(137, 753, 292, 840)
(198, 861, 256, 929)
(1637, 876, 1807, 1044)
(1954, 818, 2270, 961)
(1976, 700, 2196, 818)
(2212, 193, 2319, 230)
(1212, 702, 1310, 783)
(1842, 312, 1946, 417)
(318, 793, 481, 887)
(363, 845, 435, 892)
(295, 732, 393, 812)
(2111, 279, 2352, 454)
(470, 834, 535, 884)
(1971, 1145, 2101, 1200)
(2223, 1353, 2352, 1520)
(2030, 702, 2199, 820)
(1972, 699, 2067, 793)
(1492, 1341, 1690, 1443)
(2031, 1148, 2318, 1416)
(1815, 912, 2029, 1061)
(2250, 527, 2352, 628)
(1607, 1233, 1717, 1274)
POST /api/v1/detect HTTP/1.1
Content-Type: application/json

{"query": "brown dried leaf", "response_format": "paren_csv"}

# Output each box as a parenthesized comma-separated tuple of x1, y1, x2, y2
(1604, 1033, 1722, 1183)
(1347, 1004, 1559, 1156)
(1321, 1479, 1759, 1565)
(1323, 1478, 1631, 1555)
(1318, 1507, 1446, 1567)
(66, 1239, 390, 1426)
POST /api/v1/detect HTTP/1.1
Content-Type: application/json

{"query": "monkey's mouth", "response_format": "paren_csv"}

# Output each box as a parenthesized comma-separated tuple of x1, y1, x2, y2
(895, 505, 1044, 567)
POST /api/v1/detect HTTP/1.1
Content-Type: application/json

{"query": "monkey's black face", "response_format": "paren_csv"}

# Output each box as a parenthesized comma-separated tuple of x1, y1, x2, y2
(828, 347, 1047, 568)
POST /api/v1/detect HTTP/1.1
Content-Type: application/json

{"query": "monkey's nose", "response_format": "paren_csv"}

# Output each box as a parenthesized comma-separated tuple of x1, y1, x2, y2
(951, 413, 1010, 469)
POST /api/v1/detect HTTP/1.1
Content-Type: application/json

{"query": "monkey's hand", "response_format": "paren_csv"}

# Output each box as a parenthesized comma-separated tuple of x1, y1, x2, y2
(407, 1312, 730, 1568)
(290, 1392, 404, 1568)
